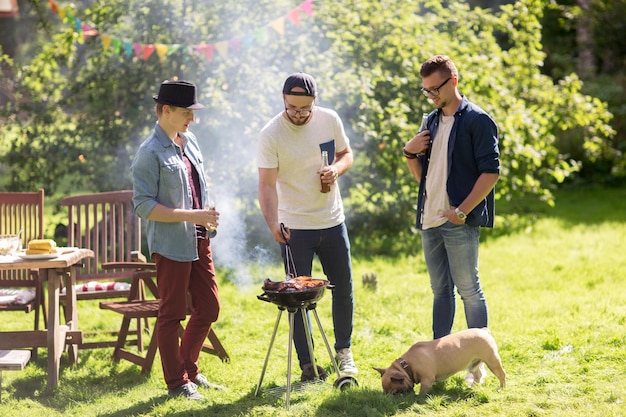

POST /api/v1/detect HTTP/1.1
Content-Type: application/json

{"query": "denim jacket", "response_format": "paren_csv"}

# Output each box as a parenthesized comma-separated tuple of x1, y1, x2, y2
(416, 96, 500, 229)
(131, 122, 208, 262)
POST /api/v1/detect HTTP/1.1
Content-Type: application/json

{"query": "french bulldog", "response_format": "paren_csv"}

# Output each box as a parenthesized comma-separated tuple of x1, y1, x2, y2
(375, 328, 506, 395)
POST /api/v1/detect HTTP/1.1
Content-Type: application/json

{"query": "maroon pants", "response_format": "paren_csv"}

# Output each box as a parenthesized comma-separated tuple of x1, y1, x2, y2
(153, 238, 220, 390)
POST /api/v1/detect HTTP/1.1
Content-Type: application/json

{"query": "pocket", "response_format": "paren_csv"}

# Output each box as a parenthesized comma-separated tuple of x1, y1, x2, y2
(319, 140, 336, 164)
(160, 161, 185, 192)
(161, 162, 181, 174)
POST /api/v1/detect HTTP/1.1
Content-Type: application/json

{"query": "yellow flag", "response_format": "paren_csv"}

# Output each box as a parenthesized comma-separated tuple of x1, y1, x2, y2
(270, 17, 285, 36)
(101, 34, 112, 51)
(155, 44, 168, 62)
(215, 41, 228, 58)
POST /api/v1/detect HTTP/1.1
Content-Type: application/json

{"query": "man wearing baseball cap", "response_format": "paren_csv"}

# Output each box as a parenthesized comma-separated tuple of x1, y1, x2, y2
(131, 80, 224, 400)
(257, 72, 358, 381)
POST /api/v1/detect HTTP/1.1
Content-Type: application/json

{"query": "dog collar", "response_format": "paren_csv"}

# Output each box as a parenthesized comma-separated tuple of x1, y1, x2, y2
(396, 357, 415, 384)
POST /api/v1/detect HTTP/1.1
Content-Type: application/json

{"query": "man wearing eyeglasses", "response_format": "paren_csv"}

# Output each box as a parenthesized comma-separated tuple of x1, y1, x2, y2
(257, 72, 357, 382)
(403, 55, 500, 374)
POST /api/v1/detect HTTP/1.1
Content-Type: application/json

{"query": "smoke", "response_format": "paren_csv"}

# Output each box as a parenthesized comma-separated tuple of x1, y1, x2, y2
(207, 180, 278, 288)
(173, 0, 333, 288)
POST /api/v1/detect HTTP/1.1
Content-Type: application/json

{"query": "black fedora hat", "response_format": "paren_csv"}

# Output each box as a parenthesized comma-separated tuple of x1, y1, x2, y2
(153, 80, 204, 109)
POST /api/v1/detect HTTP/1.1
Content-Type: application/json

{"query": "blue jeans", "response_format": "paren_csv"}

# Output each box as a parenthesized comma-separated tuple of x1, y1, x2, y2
(280, 223, 354, 368)
(421, 222, 488, 339)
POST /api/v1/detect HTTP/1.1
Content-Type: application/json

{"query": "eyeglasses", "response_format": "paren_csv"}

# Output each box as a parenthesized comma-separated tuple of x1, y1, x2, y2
(421, 77, 452, 97)
(284, 107, 313, 118)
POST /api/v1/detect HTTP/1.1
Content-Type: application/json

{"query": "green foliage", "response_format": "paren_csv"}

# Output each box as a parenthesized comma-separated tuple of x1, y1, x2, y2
(0, 0, 621, 254)
(314, 0, 617, 253)
(538, 0, 626, 183)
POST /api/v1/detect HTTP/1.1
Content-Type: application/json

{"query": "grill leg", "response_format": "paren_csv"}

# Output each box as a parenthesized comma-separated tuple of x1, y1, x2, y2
(301, 308, 319, 378)
(286, 310, 296, 409)
(255, 309, 283, 396)
(312, 308, 341, 377)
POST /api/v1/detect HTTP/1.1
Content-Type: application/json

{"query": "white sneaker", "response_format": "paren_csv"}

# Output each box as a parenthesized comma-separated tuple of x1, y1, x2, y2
(464, 370, 475, 386)
(465, 363, 486, 386)
(336, 348, 358, 375)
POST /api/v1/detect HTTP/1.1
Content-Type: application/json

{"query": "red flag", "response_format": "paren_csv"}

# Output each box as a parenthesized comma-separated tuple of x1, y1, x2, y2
(286, 9, 300, 26)
(48, 0, 58, 14)
(142, 44, 156, 60)
(196, 44, 215, 63)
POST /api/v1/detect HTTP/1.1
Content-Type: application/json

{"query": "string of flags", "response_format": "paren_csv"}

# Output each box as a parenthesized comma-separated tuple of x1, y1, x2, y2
(46, 0, 313, 63)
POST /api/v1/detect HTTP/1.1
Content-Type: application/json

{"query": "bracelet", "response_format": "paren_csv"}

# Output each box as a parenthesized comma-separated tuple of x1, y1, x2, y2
(403, 148, 418, 159)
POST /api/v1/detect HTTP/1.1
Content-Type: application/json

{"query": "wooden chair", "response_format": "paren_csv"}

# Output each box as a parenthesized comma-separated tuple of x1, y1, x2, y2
(100, 270, 160, 374)
(59, 190, 150, 350)
(60, 190, 229, 365)
(101, 269, 229, 375)
(0, 189, 47, 358)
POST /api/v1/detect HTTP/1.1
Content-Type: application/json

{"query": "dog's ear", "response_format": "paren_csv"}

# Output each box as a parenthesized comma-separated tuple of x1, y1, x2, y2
(390, 371, 407, 384)
(373, 367, 388, 377)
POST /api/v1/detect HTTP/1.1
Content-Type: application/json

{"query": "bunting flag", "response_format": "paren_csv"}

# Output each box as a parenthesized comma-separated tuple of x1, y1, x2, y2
(47, 0, 314, 63)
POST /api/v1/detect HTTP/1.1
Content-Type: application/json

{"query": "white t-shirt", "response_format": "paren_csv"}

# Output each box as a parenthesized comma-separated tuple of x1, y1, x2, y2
(423, 113, 455, 230)
(257, 107, 350, 229)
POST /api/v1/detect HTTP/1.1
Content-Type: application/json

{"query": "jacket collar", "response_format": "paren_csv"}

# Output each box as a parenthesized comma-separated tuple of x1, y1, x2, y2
(436, 95, 469, 118)
(153, 122, 188, 148)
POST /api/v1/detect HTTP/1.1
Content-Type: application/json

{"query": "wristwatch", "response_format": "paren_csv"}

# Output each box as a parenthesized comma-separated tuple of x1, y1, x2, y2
(455, 208, 467, 221)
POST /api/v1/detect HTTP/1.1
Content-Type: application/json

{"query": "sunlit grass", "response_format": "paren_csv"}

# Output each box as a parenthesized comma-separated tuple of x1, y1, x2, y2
(1, 186, 625, 416)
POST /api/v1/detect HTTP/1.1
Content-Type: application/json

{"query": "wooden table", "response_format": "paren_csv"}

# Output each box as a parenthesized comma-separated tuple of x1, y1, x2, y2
(0, 248, 93, 391)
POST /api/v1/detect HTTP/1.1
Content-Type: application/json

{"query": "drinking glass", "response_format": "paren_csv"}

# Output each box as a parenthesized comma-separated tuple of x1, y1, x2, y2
(205, 188, 218, 238)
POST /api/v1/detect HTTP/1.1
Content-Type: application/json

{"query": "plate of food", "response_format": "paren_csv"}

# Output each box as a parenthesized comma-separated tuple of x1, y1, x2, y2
(18, 239, 60, 259)
(17, 251, 60, 260)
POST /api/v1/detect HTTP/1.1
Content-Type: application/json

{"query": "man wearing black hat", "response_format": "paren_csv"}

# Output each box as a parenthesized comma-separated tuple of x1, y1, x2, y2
(257, 72, 358, 381)
(132, 80, 224, 400)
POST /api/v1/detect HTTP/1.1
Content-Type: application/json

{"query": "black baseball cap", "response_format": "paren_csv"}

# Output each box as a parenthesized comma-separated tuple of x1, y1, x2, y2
(282, 72, 317, 97)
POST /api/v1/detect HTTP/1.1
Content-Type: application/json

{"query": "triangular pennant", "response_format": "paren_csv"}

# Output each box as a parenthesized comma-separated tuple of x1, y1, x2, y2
(111, 38, 121, 54)
(48, 0, 58, 14)
(300, 0, 313, 16)
(100, 34, 112, 51)
(123, 41, 133, 57)
(155, 44, 168, 62)
(168, 44, 182, 56)
(82, 23, 98, 38)
(286, 9, 300, 26)
(253, 27, 268, 44)
(241, 33, 255, 49)
(132, 43, 143, 59)
(196, 44, 215, 62)
(215, 41, 228, 58)
(142, 44, 156, 60)
(64, 9, 74, 25)
(72, 18, 84, 44)
(269, 17, 285, 36)
(228, 38, 242, 52)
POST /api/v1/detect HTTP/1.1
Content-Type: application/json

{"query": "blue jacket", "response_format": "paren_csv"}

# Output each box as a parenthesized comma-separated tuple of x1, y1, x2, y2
(131, 122, 208, 262)
(416, 96, 500, 229)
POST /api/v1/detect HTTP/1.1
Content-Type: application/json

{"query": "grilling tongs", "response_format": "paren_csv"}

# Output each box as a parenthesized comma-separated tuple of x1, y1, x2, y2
(280, 223, 297, 280)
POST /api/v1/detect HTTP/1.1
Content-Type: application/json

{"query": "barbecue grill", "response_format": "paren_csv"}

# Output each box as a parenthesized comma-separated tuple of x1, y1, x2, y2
(254, 225, 358, 408)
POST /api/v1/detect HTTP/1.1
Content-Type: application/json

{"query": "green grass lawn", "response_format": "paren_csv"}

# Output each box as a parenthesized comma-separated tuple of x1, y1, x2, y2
(1, 185, 625, 416)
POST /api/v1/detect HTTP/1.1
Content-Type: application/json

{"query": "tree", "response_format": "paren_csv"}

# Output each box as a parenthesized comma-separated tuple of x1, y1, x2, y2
(313, 0, 615, 252)
(0, 0, 619, 256)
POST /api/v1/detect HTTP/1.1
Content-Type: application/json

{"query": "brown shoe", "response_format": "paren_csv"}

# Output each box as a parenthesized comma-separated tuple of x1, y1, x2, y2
(300, 363, 328, 382)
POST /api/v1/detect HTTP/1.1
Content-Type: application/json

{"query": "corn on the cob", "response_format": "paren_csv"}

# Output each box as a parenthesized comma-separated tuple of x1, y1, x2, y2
(26, 239, 57, 253)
